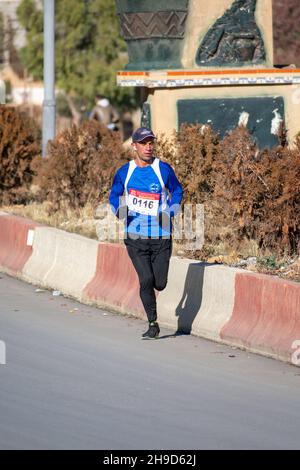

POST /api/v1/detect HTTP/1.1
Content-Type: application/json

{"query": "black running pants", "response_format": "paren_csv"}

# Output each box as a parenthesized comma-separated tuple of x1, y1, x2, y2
(124, 237, 172, 323)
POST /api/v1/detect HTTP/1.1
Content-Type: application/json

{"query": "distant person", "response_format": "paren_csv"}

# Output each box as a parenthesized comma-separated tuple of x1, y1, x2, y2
(89, 95, 120, 130)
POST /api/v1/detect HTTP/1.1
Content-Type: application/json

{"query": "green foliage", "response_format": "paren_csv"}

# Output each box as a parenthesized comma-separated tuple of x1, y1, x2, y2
(16, 0, 44, 78)
(17, 0, 138, 110)
(257, 255, 278, 271)
(56, 93, 73, 118)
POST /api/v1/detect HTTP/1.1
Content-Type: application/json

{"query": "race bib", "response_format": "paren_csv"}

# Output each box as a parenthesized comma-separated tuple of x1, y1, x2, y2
(127, 189, 160, 216)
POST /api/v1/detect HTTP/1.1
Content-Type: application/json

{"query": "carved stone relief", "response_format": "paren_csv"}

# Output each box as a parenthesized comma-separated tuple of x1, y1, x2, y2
(196, 0, 266, 66)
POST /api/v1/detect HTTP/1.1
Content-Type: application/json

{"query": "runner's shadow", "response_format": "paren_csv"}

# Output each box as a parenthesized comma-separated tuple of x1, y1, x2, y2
(156, 262, 209, 340)
(174, 262, 207, 335)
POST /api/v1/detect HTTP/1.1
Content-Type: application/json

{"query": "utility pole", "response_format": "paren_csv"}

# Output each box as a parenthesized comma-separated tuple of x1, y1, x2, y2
(42, 0, 56, 157)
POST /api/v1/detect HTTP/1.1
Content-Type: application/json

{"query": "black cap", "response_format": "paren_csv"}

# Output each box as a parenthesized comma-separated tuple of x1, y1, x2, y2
(132, 127, 156, 142)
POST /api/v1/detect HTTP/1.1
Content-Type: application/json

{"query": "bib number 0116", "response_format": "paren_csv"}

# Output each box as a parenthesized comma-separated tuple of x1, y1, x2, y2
(127, 189, 160, 216)
(132, 198, 154, 210)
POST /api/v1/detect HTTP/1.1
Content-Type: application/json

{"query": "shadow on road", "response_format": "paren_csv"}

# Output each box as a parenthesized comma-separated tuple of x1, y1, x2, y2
(174, 262, 207, 335)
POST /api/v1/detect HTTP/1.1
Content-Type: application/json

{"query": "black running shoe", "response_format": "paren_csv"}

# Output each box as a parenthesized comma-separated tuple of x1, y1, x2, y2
(142, 322, 160, 339)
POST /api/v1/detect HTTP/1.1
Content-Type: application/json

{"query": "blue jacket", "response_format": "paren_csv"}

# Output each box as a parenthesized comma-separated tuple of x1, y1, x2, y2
(109, 158, 183, 237)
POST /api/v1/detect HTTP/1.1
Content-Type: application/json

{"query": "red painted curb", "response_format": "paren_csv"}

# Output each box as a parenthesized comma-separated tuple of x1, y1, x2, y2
(0, 215, 40, 274)
(220, 272, 300, 358)
(83, 243, 144, 316)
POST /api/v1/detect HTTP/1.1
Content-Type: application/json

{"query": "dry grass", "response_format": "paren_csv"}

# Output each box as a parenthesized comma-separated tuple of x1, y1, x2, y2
(2, 201, 299, 283)
(1, 201, 193, 257)
(1, 201, 98, 240)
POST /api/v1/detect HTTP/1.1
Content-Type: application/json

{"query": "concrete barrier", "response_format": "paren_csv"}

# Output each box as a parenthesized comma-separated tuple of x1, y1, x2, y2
(22, 227, 99, 300)
(0, 214, 40, 276)
(221, 272, 300, 362)
(157, 258, 240, 340)
(83, 243, 144, 316)
(1, 212, 300, 366)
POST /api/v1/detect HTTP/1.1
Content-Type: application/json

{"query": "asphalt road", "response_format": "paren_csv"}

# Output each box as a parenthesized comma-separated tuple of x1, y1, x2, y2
(0, 273, 300, 450)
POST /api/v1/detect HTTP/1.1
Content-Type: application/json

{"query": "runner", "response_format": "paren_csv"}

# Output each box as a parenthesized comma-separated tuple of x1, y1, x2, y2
(109, 127, 183, 339)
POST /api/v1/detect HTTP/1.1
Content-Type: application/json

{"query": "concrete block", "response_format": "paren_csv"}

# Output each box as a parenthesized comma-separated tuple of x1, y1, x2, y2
(23, 227, 99, 300)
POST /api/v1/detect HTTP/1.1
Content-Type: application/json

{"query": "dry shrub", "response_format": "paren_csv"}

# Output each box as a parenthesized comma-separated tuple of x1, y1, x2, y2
(156, 124, 220, 204)
(157, 124, 300, 256)
(35, 120, 130, 212)
(212, 127, 263, 247)
(213, 127, 300, 254)
(2, 110, 298, 258)
(0, 105, 40, 205)
(256, 144, 300, 253)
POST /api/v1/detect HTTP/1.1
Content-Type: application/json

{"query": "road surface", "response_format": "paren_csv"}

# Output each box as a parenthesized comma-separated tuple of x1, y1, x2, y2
(0, 273, 300, 450)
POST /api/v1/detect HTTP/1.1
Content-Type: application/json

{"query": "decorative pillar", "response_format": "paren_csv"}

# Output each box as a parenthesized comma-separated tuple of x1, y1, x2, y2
(116, 0, 300, 148)
(116, 0, 189, 70)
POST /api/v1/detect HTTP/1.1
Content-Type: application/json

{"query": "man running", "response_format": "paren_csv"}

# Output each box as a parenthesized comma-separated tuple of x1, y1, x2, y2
(109, 127, 183, 339)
